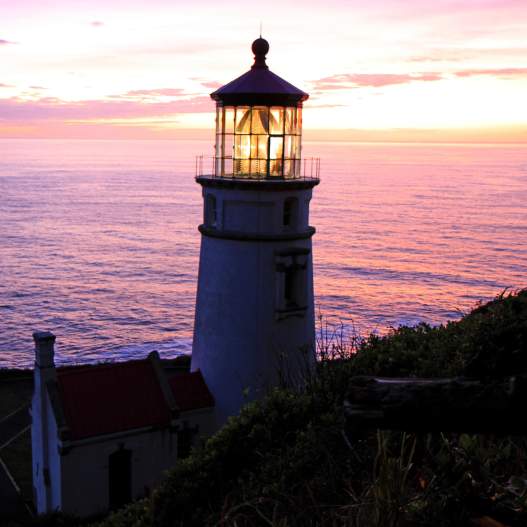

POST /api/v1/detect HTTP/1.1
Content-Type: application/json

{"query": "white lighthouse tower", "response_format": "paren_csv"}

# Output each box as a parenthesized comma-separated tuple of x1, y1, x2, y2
(191, 38, 320, 425)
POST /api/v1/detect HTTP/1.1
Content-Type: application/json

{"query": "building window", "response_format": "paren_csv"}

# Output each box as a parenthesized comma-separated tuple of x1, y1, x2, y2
(206, 195, 217, 228)
(284, 266, 298, 308)
(283, 197, 298, 228)
(43, 468, 50, 487)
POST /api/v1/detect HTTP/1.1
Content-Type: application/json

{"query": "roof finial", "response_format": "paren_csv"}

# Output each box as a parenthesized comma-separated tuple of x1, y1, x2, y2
(251, 36, 269, 70)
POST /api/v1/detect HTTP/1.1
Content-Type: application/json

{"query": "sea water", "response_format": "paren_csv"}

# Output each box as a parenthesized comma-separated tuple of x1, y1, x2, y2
(0, 139, 525, 368)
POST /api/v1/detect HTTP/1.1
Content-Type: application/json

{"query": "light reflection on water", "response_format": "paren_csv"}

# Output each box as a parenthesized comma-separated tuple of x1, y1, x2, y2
(0, 139, 525, 368)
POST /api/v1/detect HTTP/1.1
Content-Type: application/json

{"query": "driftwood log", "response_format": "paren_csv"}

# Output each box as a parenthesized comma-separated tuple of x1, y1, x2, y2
(345, 376, 527, 434)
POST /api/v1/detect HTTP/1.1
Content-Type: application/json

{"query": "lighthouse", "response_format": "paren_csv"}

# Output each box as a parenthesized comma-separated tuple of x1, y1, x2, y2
(191, 38, 320, 425)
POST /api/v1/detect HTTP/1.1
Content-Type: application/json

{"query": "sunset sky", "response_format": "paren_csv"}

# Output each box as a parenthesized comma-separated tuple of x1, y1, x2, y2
(1, 0, 527, 141)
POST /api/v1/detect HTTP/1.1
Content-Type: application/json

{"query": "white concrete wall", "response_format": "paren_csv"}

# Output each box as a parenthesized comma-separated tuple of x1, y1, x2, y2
(47, 402, 62, 511)
(32, 368, 62, 514)
(60, 428, 178, 517)
(192, 184, 316, 425)
(59, 407, 215, 518)
(31, 370, 46, 513)
(202, 187, 312, 235)
(180, 407, 217, 441)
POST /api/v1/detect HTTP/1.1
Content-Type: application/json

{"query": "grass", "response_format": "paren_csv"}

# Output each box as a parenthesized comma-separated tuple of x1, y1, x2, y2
(1, 426, 33, 501)
(0, 375, 33, 418)
(0, 374, 34, 518)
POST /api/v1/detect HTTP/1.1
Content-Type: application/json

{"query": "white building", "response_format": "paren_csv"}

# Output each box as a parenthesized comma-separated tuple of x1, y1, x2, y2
(31, 331, 215, 517)
(191, 37, 319, 425)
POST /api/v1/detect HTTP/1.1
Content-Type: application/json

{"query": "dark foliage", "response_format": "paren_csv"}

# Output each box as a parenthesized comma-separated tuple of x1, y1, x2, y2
(85, 290, 527, 526)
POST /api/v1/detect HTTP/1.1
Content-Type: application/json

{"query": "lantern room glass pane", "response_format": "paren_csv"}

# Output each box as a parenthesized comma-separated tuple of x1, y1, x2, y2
(251, 107, 269, 134)
(234, 159, 250, 175)
(285, 107, 296, 134)
(216, 107, 221, 135)
(235, 135, 251, 159)
(284, 135, 293, 159)
(250, 159, 266, 176)
(255, 159, 268, 176)
(257, 135, 268, 159)
(297, 136, 302, 159)
(284, 159, 293, 179)
(269, 136, 283, 160)
(250, 135, 259, 159)
(224, 134, 234, 158)
(235, 107, 251, 134)
(296, 107, 302, 132)
(269, 107, 284, 134)
(270, 159, 283, 177)
(224, 107, 235, 133)
(216, 134, 222, 158)
(295, 159, 302, 178)
(212, 104, 306, 180)
(224, 157, 233, 177)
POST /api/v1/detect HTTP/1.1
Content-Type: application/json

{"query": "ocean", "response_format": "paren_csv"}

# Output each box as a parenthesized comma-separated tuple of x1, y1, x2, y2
(0, 139, 525, 368)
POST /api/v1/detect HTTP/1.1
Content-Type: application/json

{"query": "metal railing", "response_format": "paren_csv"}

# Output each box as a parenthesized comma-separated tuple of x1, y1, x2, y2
(195, 156, 320, 182)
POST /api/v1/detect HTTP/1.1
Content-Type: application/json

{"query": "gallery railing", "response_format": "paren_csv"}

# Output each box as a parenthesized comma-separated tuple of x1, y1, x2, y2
(195, 156, 320, 182)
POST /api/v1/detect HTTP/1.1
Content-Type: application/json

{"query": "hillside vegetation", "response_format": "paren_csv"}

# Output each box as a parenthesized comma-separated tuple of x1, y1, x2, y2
(17, 290, 527, 527)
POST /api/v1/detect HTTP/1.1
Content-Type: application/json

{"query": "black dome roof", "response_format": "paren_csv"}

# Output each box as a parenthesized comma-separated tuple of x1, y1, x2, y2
(210, 39, 308, 106)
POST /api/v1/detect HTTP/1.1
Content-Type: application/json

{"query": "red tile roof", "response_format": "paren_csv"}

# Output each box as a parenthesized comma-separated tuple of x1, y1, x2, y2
(169, 371, 215, 412)
(56, 360, 214, 441)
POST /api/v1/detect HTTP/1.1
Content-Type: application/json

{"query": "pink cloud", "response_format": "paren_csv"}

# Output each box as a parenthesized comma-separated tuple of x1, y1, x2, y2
(201, 81, 223, 90)
(0, 95, 212, 121)
(121, 88, 188, 97)
(0, 39, 15, 45)
(455, 67, 527, 78)
(409, 47, 527, 63)
(311, 72, 443, 90)
(90, 20, 104, 27)
(0, 83, 13, 88)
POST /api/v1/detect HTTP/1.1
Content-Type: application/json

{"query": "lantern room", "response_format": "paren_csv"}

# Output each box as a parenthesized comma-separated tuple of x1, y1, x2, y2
(210, 38, 309, 179)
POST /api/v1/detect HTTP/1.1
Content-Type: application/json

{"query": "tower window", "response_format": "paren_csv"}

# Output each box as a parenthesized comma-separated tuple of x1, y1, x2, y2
(275, 249, 310, 318)
(283, 197, 298, 227)
(284, 267, 297, 307)
(206, 195, 217, 228)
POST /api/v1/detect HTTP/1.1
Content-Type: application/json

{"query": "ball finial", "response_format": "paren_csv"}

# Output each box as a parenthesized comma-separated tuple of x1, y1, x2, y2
(251, 37, 269, 69)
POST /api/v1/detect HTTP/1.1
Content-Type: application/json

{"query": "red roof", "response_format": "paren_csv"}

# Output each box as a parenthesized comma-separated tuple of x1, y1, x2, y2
(169, 372, 215, 412)
(56, 359, 214, 441)
(57, 360, 170, 440)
